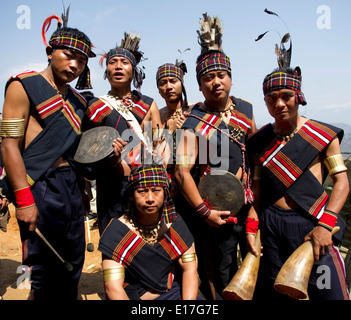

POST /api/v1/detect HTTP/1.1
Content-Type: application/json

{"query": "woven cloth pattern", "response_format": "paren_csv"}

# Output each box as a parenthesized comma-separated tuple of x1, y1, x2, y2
(262, 71, 307, 105)
(196, 51, 231, 80)
(156, 63, 184, 84)
(128, 166, 177, 224)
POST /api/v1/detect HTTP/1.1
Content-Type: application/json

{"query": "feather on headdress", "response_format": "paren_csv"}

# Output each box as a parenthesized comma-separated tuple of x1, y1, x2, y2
(195, 13, 231, 81)
(255, 8, 292, 69)
(197, 13, 223, 54)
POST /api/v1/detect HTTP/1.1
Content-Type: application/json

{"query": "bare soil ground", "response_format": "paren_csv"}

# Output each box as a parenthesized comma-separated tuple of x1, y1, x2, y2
(0, 204, 104, 300)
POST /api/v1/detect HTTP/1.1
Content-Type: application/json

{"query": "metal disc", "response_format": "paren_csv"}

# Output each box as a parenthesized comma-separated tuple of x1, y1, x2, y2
(198, 170, 245, 216)
(74, 126, 119, 164)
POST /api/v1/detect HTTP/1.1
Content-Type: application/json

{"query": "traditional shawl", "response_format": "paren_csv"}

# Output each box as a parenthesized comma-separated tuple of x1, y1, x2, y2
(247, 119, 343, 219)
(181, 96, 253, 175)
(2, 70, 86, 191)
(98, 215, 193, 297)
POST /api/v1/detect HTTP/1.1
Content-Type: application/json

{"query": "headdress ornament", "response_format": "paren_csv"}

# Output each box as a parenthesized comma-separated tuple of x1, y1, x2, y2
(100, 33, 145, 90)
(256, 9, 307, 105)
(41, 4, 96, 90)
(195, 13, 231, 82)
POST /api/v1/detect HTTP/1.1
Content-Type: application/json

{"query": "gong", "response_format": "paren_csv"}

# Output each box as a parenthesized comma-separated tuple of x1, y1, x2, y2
(74, 126, 120, 164)
(198, 170, 245, 216)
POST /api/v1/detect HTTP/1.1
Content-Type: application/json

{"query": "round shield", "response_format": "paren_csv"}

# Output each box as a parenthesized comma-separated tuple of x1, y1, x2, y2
(74, 126, 120, 164)
(198, 170, 245, 216)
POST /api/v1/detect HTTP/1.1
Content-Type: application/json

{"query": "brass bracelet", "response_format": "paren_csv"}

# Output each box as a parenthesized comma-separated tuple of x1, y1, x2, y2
(253, 165, 261, 181)
(181, 253, 197, 263)
(176, 155, 192, 168)
(0, 118, 25, 138)
(324, 154, 347, 176)
(103, 266, 125, 282)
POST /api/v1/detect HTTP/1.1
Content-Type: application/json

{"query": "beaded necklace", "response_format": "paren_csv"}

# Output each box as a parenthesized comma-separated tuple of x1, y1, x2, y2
(106, 92, 135, 113)
(129, 218, 162, 245)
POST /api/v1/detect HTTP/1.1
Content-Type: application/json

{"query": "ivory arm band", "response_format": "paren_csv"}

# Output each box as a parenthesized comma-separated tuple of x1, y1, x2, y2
(181, 253, 197, 263)
(324, 154, 347, 176)
(0, 118, 25, 138)
(103, 266, 125, 282)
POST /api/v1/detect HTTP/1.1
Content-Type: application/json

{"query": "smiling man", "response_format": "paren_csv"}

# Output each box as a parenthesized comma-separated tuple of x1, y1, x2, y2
(0, 13, 95, 300)
(246, 66, 350, 300)
(174, 14, 256, 300)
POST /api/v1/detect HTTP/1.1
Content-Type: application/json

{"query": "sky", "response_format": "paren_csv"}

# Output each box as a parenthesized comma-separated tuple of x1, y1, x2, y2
(0, 0, 350, 127)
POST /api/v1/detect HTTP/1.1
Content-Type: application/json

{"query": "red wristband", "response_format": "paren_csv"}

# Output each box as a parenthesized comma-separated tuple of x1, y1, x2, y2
(13, 186, 35, 209)
(318, 209, 337, 231)
(245, 216, 259, 235)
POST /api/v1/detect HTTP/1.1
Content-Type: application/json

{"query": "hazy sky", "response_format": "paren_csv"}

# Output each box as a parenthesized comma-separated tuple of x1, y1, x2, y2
(0, 0, 350, 127)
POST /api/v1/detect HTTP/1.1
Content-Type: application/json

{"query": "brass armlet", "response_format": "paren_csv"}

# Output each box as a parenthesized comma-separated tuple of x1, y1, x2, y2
(181, 253, 197, 263)
(0, 118, 25, 138)
(176, 155, 192, 168)
(103, 266, 125, 282)
(324, 154, 347, 176)
(253, 165, 261, 181)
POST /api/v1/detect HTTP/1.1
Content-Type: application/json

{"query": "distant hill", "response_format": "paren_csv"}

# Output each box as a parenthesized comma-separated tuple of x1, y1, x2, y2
(331, 123, 351, 156)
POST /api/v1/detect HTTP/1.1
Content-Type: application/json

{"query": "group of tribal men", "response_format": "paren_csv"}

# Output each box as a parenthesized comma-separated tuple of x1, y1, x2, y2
(0, 10, 349, 301)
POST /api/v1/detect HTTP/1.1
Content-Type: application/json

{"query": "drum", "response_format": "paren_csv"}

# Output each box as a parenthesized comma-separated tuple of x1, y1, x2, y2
(198, 170, 245, 216)
(74, 126, 120, 164)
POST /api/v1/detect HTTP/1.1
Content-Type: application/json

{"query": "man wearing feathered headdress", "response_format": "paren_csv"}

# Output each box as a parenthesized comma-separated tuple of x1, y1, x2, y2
(0, 7, 96, 299)
(246, 9, 350, 300)
(83, 32, 163, 235)
(174, 13, 257, 300)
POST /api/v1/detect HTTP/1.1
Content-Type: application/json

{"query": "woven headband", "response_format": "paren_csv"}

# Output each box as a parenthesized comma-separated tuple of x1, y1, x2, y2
(156, 63, 184, 84)
(128, 166, 177, 224)
(262, 71, 307, 105)
(105, 48, 137, 67)
(196, 51, 231, 82)
(49, 35, 96, 59)
(42, 15, 95, 90)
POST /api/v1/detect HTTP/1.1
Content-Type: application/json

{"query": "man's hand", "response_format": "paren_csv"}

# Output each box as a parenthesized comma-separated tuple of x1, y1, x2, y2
(304, 226, 333, 261)
(205, 210, 231, 227)
(112, 138, 127, 160)
(16, 205, 39, 232)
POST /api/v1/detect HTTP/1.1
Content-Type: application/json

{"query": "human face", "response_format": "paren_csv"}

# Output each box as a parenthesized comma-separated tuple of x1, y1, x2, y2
(49, 48, 87, 84)
(106, 56, 133, 88)
(264, 89, 298, 122)
(158, 77, 183, 103)
(133, 186, 165, 217)
(199, 70, 232, 105)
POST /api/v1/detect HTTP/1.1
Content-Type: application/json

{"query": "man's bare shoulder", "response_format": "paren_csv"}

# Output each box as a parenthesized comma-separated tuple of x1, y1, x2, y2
(3, 80, 30, 116)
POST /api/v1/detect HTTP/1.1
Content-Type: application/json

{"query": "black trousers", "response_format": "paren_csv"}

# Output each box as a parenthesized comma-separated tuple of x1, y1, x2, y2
(20, 166, 85, 300)
(255, 204, 350, 300)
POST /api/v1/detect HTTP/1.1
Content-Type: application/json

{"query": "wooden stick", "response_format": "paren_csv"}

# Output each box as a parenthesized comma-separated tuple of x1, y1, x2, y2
(35, 227, 74, 272)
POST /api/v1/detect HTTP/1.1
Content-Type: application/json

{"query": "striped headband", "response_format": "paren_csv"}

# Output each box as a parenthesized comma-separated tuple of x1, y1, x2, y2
(263, 69, 307, 106)
(128, 166, 177, 224)
(105, 48, 137, 67)
(196, 51, 231, 82)
(49, 35, 96, 58)
(156, 63, 184, 84)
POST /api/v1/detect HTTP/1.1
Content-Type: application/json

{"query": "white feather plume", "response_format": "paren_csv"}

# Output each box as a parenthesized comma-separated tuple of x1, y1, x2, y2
(197, 13, 223, 53)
